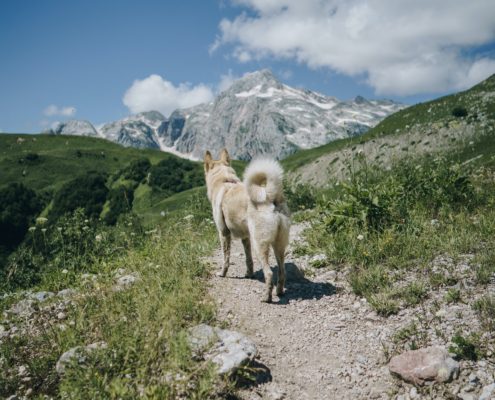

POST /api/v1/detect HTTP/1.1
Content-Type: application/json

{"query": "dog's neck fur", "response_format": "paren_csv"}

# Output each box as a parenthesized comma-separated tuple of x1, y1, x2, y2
(206, 165, 240, 201)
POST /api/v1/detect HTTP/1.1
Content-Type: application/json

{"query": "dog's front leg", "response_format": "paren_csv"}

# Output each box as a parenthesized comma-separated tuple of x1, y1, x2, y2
(218, 232, 231, 277)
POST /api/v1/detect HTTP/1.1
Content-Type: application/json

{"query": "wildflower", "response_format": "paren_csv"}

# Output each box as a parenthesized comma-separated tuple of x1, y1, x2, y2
(57, 227, 62, 232)
(84, 219, 89, 224)
(160, 211, 166, 217)
(357, 234, 364, 241)
(41, 228, 47, 233)
(62, 269, 68, 274)
(82, 226, 89, 231)
(28, 226, 36, 232)
(95, 234, 103, 242)
(36, 217, 48, 225)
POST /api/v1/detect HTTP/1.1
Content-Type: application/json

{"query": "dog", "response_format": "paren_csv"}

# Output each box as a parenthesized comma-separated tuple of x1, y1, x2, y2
(204, 149, 291, 303)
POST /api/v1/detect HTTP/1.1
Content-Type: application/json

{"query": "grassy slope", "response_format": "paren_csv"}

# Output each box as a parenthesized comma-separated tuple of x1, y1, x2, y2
(0, 134, 167, 192)
(282, 74, 495, 172)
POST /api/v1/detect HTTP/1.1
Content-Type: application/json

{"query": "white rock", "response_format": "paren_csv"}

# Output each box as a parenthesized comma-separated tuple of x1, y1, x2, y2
(56, 342, 107, 375)
(188, 324, 257, 375)
(479, 383, 495, 400)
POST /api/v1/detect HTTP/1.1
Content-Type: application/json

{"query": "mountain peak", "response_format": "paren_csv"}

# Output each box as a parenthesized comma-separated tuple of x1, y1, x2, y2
(228, 69, 281, 94)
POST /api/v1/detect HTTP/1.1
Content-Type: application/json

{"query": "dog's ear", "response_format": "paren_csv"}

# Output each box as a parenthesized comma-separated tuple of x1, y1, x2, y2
(220, 148, 230, 165)
(204, 151, 212, 172)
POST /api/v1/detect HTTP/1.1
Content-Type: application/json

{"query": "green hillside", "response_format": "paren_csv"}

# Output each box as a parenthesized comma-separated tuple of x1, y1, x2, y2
(0, 134, 184, 192)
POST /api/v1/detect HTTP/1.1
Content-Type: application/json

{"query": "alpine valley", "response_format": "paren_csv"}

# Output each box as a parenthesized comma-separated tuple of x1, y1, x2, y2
(44, 70, 404, 160)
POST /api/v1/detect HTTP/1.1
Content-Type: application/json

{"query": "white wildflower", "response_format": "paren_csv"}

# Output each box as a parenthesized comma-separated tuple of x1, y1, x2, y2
(41, 228, 47, 233)
(61, 269, 68, 274)
(36, 217, 48, 225)
(28, 226, 36, 232)
(357, 234, 364, 241)
(95, 234, 103, 242)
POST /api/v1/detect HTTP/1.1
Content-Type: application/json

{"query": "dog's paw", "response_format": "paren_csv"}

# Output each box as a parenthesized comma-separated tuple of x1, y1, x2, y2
(261, 296, 272, 303)
(276, 289, 285, 296)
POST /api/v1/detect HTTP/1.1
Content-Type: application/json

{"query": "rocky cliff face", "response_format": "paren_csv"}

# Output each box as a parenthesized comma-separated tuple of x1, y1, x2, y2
(43, 70, 404, 160)
(156, 70, 404, 160)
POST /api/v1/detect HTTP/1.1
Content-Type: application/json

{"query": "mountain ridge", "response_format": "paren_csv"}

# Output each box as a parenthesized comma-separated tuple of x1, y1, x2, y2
(44, 70, 405, 160)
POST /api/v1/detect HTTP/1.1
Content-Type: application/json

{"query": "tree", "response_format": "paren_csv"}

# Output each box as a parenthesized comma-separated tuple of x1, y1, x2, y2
(50, 172, 109, 220)
(0, 183, 42, 249)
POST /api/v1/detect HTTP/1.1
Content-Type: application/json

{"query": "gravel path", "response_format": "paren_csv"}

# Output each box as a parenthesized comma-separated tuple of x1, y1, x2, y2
(208, 224, 398, 400)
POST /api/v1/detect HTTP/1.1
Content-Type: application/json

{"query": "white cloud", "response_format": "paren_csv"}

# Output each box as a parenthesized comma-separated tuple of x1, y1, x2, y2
(214, 0, 495, 96)
(123, 74, 215, 116)
(218, 69, 240, 92)
(43, 104, 76, 117)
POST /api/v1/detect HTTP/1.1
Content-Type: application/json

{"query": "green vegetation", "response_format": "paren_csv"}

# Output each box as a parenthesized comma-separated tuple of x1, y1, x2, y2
(50, 172, 109, 220)
(0, 183, 42, 256)
(0, 197, 226, 398)
(295, 132, 495, 315)
(149, 157, 204, 195)
(449, 333, 482, 361)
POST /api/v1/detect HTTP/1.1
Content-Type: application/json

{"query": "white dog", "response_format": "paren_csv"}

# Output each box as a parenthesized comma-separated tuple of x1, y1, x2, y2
(204, 149, 291, 302)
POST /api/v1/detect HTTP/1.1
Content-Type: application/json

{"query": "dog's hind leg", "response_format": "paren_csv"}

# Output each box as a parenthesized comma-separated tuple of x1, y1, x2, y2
(242, 237, 254, 278)
(273, 242, 286, 297)
(218, 232, 231, 277)
(255, 242, 273, 302)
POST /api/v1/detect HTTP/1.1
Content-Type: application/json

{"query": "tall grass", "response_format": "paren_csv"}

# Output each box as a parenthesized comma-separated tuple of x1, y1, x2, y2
(0, 195, 224, 398)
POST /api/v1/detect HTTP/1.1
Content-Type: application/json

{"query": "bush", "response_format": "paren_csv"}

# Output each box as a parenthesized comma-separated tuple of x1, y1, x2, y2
(149, 158, 204, 195)
(285, 183, 317, 211)
(104, 186, 134, 225)
(2, 209, 144, 291)
(122, 157, 151, 182)
(50, 172, 109, 220)
(452, 106, 468, 118)
(0, 183, 42, 249)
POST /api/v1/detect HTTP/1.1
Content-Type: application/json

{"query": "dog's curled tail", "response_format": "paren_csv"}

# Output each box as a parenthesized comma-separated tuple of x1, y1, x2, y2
(243, 159, 284, 204)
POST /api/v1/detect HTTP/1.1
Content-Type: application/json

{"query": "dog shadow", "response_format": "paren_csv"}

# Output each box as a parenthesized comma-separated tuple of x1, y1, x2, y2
(252, 262, 336, 304)
(232, 359, 272, 390)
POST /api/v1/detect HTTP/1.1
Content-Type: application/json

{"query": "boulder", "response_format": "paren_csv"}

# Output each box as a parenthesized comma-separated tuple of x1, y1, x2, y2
(388, 346, 459, 385)
(56, 342, 107, 375)
(188, 324, 257, 375)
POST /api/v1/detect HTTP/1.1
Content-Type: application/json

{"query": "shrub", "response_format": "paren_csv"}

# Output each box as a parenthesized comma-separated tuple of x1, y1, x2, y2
(285, 182, 317, 211)
(50, 172, 109, 220)
(0, 183, 42, 249)
(104, 186, 134, 225)
(2, 209, 144, 291)
(449, 333, 481, 361)
(149, 158, 203, 195)
(452, 106, 468, 118)
(122, 157, 151, 182)
(473, 295, 495, 331)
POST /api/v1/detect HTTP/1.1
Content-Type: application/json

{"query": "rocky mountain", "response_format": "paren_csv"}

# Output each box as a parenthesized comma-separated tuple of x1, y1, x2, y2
(157, 70, 404, 160)
(99, 111, 166, 150)
(44, 120, 99, 137)
(287, 73, 495, 185)
(44, 70, 404, 160)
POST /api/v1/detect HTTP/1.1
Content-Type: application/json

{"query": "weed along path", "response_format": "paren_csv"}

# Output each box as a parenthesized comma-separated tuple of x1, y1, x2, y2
(208, 223, 398, 400)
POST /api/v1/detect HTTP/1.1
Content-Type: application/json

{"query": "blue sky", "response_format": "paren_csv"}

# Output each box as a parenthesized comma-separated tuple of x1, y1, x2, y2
(1, 0, 495, 133)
